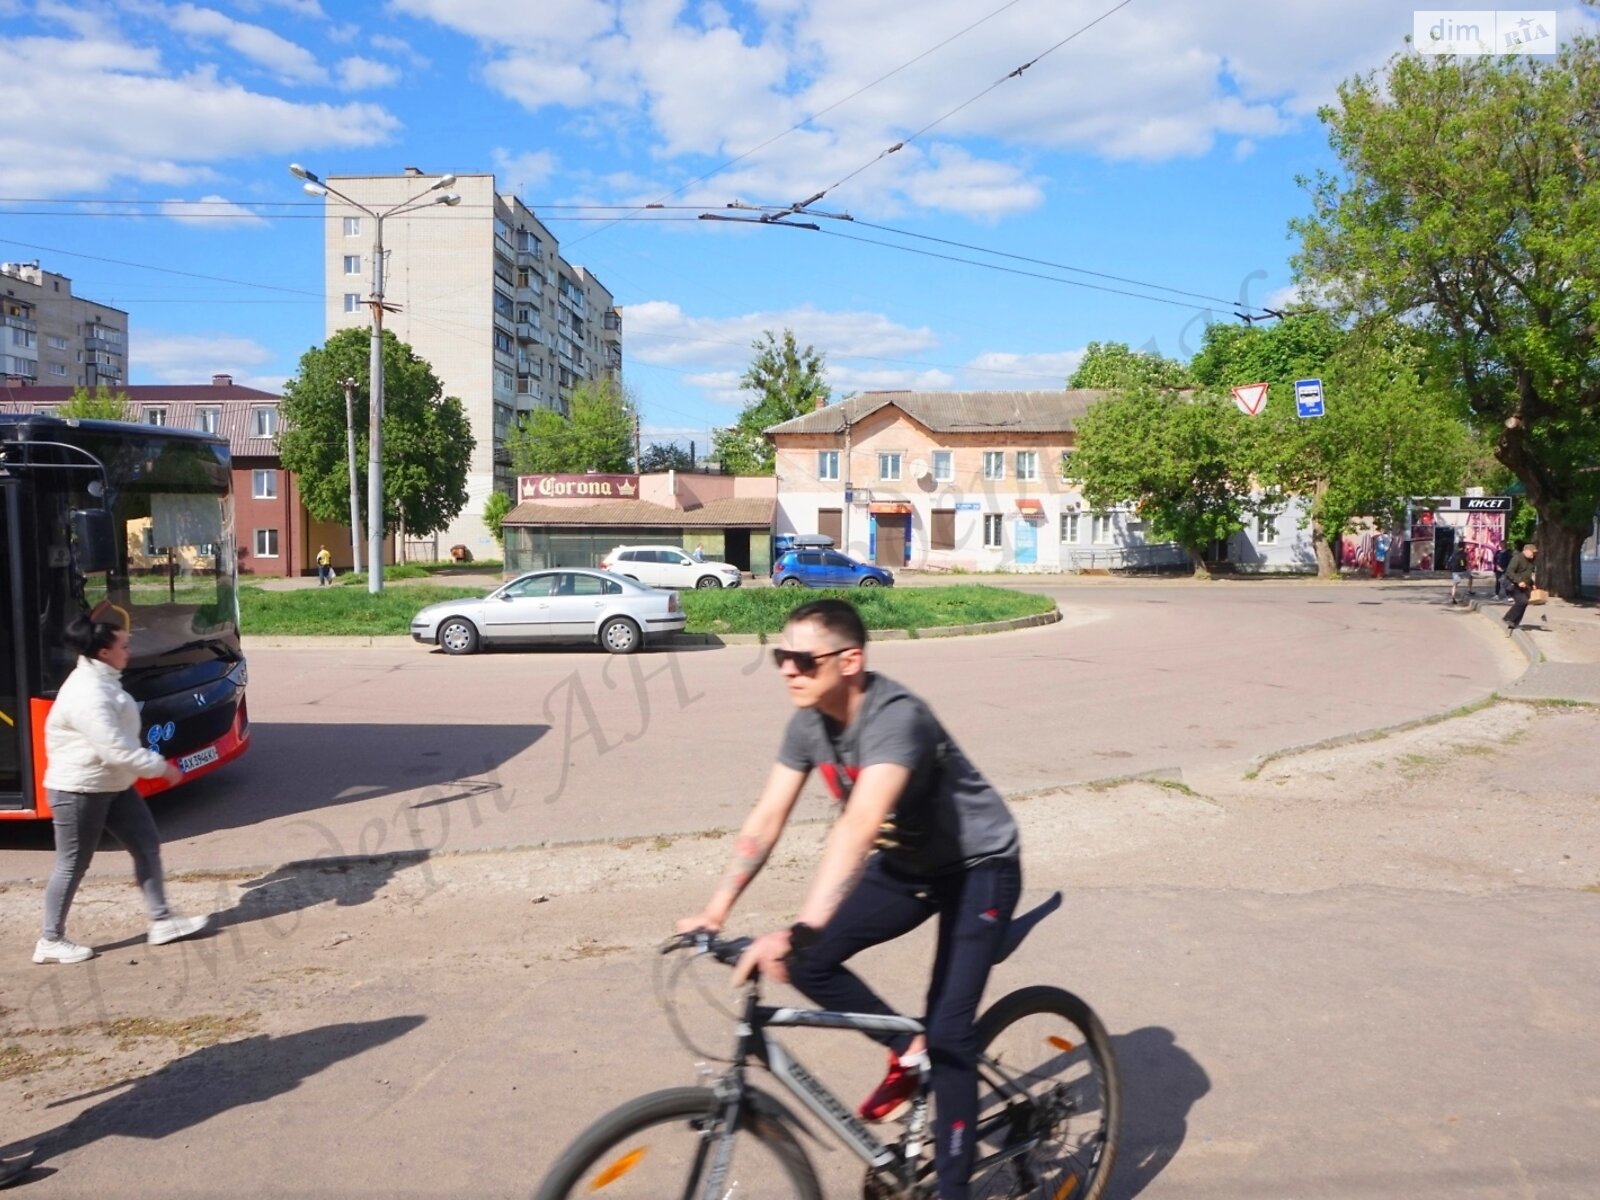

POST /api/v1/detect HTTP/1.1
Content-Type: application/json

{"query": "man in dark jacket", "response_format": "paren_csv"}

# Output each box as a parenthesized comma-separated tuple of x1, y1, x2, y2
(1492, 544, 1513, 598)
(1503, 543, 1539, 634)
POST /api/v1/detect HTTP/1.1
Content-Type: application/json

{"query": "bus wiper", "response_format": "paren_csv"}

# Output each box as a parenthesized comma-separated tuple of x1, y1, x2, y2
(148, 638, 242, 664)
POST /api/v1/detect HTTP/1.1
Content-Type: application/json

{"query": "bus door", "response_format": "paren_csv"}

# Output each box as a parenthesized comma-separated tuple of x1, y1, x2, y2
(0, 480, 31, 810)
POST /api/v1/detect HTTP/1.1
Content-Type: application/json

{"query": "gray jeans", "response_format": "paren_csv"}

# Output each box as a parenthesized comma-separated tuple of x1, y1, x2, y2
(42, 788, 171, 941)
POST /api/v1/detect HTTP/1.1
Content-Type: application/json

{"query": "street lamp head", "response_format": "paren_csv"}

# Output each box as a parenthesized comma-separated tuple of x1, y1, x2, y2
(429, 174, 457, 191)
(288, 163, 318, 182)
(438, 192, 462, 207)
(303, 182, 328, 197)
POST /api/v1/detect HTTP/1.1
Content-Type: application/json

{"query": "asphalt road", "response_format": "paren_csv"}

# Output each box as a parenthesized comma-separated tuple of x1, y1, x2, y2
(0, 580, 1522, 878)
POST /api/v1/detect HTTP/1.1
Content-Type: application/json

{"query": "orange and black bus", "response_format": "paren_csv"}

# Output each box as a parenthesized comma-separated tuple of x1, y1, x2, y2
(1, 413, 249, 819)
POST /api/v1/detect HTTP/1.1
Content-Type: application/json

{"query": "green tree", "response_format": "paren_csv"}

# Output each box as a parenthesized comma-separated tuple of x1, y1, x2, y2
(483, 489, 512, 548)
(716, 329, 830, 475)
(58, 384, 132, 421)
(1072, 387, 1262, 575)
(1067, 341, 1193, 390)
(278, 327, 474, 538)
(639, 441, 695, 472)
(506, 377, 637, 475)
(1292, 38, 1600, 597)
(1190, 312, 1471, 576)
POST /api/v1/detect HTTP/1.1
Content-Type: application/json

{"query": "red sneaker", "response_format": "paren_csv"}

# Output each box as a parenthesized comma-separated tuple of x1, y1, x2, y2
(858, 1050, 923, 1123)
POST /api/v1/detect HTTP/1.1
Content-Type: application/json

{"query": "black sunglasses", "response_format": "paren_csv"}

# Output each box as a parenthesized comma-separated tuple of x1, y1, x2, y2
(772, 647, 852, 673)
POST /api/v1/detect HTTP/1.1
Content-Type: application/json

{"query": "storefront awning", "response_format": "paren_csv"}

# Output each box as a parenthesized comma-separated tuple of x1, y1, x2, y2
(1015, 499, 1044, 513)
(870, 503, 914, 515)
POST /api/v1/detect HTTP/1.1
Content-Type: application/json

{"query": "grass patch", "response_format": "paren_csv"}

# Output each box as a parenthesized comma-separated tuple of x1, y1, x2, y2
(240, 583, 486, 636)
(682, 585, 1055, 635)
(0, 1042, 84, 1082)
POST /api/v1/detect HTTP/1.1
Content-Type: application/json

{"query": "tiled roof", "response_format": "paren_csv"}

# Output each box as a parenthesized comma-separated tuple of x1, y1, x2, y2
(0, 386, 282, 459)
(505, 496, 776, 528)
(765, 389, 1109, 437)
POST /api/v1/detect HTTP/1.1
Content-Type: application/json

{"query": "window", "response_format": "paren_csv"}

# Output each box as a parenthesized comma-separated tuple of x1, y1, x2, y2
(343, 255, 361, 275)
(494, 330, 514, 355)
(251, 407, 279, 437)
(932, 451, 953, 483)
(1092, 513, 1116, 544)
(343, 216, 361, 236)
(1257, 512, 1281, 545)
(47, 362, 67, 377)
(48, 335, 68, 350)
(1061, 513, 1081, 543)
(252, 469, 278, 499)
(932, 509, 956, 550)
(494, 290, 514, 320)
(142, 528, 159, 556)
(195, 407, 220, 433)
(983, 451, 1005, 481)
(343, 293, 362, 313)
(1060, 452, 1077, 481)
(1016, 451, 1039, 482)
(254, 529, 280, 557)
(878, 452, 902, 482)
(983, 514, 1003, 549)
(818, 451, 839, 481)
(144, 407, 167, 427)
(823, 552, 854, 568)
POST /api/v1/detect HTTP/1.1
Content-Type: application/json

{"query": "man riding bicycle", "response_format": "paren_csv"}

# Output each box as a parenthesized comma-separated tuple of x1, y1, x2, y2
(679, 599, 1022, 1200)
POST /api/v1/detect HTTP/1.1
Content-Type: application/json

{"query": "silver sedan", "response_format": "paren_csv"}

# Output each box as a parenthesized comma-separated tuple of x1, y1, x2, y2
(410, 569, 686, 655)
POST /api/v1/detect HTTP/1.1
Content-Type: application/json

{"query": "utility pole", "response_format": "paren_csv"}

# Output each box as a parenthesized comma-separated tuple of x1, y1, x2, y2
(341, 377, 363, 575)
(633, 412, 641, 472)
(368, 219, 385, 590)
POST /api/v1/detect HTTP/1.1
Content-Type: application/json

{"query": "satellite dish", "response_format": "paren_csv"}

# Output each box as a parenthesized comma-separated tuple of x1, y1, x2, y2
(911, 459, 930, 480)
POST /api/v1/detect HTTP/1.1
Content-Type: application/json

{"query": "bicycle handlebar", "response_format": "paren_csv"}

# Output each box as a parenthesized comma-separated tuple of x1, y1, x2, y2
(663, 929, 754, 967)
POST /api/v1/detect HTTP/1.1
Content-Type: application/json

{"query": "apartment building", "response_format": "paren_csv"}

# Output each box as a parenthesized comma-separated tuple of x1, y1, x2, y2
(0, 261, 127, 389)
(317, 171, 623, 554)
(767, 390, 1317, 573)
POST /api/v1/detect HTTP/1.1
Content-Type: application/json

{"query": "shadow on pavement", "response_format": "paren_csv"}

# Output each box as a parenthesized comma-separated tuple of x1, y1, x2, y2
(1, 1016, 426, 1182)
(1110, 1026, 1210, 1199)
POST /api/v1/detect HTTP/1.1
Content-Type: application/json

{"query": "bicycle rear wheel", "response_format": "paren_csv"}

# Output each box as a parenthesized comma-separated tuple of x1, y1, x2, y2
(534, 1085, 822, 1200)
(968, 986, 1121, 1200)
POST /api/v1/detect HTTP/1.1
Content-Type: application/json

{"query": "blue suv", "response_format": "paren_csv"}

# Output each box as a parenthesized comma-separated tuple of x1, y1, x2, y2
(773, 549, 895, 588)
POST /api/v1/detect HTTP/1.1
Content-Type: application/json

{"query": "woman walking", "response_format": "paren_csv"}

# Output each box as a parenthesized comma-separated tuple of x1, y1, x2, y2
(34, 615, 209, 965)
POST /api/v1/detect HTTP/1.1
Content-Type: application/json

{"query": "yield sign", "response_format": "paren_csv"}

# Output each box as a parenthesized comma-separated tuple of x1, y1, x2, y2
(1231, 382, 1269, 416)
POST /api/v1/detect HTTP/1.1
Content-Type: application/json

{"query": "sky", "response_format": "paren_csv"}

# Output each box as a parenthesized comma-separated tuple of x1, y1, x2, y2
(1, 0, 1593, 449)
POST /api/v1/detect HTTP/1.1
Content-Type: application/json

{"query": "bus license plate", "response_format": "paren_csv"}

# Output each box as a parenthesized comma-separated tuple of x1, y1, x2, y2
(179, 746, 219, 773)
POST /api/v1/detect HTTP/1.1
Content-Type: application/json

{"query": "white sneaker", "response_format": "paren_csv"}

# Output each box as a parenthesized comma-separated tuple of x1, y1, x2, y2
(33, 937, 95, 964)
(149, 914, 210, 946)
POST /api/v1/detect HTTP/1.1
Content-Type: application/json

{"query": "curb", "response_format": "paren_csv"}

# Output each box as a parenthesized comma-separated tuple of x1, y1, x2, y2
(244, 607, 1064, 651)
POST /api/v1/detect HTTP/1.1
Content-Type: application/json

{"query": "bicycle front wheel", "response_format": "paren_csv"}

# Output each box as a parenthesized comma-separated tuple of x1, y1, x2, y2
(969, 986, 1121, 1200)
(534, 1086, 822, 1200)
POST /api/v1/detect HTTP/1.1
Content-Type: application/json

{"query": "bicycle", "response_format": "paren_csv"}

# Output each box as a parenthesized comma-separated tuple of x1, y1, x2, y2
(535, 892, 1120, 1200)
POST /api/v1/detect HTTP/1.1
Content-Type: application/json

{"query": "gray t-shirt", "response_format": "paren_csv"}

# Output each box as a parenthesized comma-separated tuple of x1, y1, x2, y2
(777, 673, 1020, 877)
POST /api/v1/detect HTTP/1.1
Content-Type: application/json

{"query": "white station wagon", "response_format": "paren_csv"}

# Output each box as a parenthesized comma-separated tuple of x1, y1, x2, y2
(600, 545, 742, 590)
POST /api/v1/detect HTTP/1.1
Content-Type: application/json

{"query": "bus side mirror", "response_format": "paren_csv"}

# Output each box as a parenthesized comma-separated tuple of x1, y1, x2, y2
(70, 508, 117, 573)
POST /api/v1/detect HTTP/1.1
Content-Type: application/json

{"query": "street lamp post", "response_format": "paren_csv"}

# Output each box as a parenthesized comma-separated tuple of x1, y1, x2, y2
(289, 164, 460, 594)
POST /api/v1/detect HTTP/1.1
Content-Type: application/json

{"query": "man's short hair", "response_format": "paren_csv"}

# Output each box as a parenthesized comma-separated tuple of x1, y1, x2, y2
(786, 598, 868, 648)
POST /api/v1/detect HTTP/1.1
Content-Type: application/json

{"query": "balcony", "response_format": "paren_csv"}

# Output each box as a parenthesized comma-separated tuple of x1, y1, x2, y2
(606, 349, 623, 371)
(84, 351, 121, 368)
(603, 309, 621, 333)
(1, 356, 38, 380)
(516, 320, 541, 341)
(84, 334, 122, 353)
(516, 248, 542, 270)
(2, 313, 37, 334)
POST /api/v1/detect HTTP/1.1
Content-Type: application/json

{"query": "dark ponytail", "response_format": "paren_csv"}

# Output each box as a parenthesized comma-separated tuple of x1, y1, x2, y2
(64, 614, 123, 660)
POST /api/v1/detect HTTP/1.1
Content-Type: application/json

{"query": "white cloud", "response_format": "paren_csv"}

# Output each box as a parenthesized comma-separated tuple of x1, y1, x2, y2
(491, 147, 558, 192)
(158, 194, 269, 226)
(335, 55, 400, 91)
(370, 32, 430, 67)
(0, 32, 401, 196)
(229, 0, 328, 17)
(964, 349, 1085, 387)
(167, 3, 327, 84)
(392, 0, 1424, 218)
(135, 333, 277, 386)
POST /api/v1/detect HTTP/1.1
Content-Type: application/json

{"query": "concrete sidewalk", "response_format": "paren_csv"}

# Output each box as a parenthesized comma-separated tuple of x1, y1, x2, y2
(1488, 595, 1600, 704)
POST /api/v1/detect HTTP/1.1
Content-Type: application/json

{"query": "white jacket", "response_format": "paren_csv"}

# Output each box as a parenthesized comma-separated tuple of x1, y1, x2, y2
(42, 656, 169, 794)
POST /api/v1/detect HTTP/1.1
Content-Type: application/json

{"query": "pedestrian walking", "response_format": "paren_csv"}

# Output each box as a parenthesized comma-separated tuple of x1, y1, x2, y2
(1502, 543, 1539, 635)
(1492, 544, 1512, 599)
(1447, 543, 1473, 605)
(691, 544, 705, 562)
(34, 615, 210, 965)
(1372, 532, 1390, 579)
(316, 544, 333, 585)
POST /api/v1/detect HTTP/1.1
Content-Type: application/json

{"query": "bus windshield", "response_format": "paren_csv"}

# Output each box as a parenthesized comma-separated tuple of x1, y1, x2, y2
(34, 427, 239, 689)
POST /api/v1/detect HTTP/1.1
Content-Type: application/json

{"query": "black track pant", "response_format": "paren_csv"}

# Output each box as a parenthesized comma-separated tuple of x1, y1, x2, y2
(787, 854, 1022, 1200)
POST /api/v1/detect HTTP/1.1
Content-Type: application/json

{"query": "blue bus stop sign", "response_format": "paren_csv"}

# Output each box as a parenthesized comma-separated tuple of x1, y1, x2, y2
(1295, 378, 1325, 418)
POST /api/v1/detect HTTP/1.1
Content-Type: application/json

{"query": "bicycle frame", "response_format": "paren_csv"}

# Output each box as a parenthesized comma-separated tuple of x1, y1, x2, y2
(693, 983, 1053, 1200)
